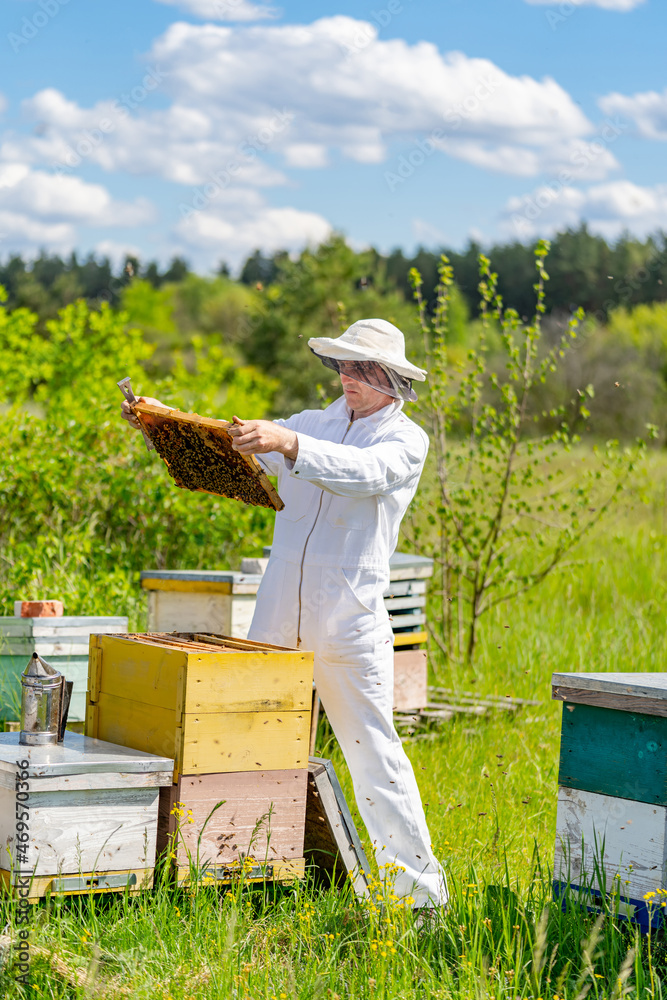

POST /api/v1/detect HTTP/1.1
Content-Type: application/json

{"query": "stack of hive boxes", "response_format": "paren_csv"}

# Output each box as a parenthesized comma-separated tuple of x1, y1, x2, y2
(552, 671, 667, 931)
(383, 553, 432, 711)
(86, 632, 314, 883)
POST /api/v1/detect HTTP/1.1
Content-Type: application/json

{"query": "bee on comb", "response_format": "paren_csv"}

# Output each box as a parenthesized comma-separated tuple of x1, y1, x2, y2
(133, 403, 284, 511)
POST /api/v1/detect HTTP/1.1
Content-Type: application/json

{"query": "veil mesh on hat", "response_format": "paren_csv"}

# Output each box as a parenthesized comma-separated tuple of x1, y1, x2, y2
(311, 351, 418, 402)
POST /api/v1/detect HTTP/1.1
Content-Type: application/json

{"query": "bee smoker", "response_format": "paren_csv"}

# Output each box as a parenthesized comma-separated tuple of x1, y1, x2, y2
(19, 653, 73, 746)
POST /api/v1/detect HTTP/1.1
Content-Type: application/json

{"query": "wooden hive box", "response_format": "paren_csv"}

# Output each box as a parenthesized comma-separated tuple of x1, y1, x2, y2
(0, 731, 172, 901)
(552, 671, 667, 931)
(158, 770, 308, 885)
(86, 633, 313, 780)
(140, 570, 261, 638)
(0, 616, 127, 723)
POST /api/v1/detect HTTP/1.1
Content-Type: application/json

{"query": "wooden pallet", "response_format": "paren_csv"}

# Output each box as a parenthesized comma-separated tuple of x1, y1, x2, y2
(394, 687, 540, 742)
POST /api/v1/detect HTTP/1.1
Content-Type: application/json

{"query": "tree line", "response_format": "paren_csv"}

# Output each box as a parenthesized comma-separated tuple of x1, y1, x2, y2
(5, 231, 667, 441)
(3, 225, 667, 322)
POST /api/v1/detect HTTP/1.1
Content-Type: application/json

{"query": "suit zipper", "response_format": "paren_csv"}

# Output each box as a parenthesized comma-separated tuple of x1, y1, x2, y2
(296, 413, 354, 648)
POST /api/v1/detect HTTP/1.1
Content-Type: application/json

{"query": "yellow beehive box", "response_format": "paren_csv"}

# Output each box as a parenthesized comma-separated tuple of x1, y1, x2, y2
(86, 633, 313, 781)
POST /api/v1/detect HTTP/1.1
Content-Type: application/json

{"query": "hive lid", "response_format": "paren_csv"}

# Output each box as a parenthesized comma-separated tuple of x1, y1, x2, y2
(552, 672, 667, 701)
(140, 570, 262, 585)
(389, 552, 433, 580)
(0, 730, 173, 777)
(0, 616, 128, 627)
(0, 616, 128, 639)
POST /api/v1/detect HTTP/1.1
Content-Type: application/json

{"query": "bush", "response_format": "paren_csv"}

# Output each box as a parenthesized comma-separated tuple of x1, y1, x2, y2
(0, 293, 277, 622)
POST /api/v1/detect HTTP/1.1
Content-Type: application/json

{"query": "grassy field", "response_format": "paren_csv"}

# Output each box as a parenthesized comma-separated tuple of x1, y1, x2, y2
(2, 451, 667, 997)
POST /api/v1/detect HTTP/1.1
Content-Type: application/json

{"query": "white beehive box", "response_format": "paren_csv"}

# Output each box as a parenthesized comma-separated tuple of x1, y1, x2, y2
(140, 571, 261, 638)
(0, 731, 172, 900)
(0, 616, 127, 723)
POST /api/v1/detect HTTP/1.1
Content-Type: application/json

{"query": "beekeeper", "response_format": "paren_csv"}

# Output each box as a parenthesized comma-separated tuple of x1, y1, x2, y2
(228, 318, 447, 912)
(120, 318, 447, 912)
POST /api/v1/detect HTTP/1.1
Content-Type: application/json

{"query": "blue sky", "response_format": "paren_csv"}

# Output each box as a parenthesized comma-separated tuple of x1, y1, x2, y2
(0, 0, 665, 272)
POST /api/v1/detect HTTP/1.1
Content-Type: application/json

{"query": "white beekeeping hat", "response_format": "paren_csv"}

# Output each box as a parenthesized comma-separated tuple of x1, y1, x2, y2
(308, 318, 427, 382)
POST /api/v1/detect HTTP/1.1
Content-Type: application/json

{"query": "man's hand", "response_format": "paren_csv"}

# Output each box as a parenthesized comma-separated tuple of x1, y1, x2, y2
(229, 417, 298, 461)
(121, 396, 167, 430)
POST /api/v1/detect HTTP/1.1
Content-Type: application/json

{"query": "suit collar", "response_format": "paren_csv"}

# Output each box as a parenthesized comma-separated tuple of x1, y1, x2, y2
(325, 394, 403, 427)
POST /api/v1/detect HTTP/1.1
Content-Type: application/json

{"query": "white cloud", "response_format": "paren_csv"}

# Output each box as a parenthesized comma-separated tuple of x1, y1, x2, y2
(501, 180, 667, 242)
(154, 0, 279, 21)
(283, 143, 329, 168)
(0, 211, 74, 255)
(411, 218, 448, 248)
(148, 19, 592, 159)
(10, 87, 289, 188)
(434, 135, 618, 179)
(0, 163, 29, 188)
(468, 227, 487, 245)
(2, 18, 611, 188)
(0, 95, 7, 116)
(0, 161, 155, 258)
(524, 0, 644, 9)
(0, 163, 155, 226)
(142, 17, 603, 179)
(175, 186, 331, 266)
(599, 88, 667, 141)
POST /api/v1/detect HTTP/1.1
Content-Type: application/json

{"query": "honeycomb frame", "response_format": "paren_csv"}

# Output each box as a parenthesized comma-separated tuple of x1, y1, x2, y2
(133, 403, 284, 511)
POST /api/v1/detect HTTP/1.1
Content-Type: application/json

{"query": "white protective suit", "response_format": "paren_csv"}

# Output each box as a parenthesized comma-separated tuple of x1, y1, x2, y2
(248, 393, 447, 907)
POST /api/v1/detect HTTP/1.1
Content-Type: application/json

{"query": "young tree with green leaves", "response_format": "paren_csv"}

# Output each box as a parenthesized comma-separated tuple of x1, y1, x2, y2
(407, 241, 644, 668)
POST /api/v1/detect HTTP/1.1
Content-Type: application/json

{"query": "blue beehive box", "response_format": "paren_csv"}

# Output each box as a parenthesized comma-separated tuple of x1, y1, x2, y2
(553, 671, 667, 931)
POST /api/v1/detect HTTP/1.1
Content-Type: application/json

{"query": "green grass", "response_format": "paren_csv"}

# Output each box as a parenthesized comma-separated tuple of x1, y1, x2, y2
(3, 452, 667, 997)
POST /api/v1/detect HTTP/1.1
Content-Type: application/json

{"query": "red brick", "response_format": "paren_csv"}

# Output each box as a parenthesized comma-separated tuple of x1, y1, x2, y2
(18, 600, 64, 618)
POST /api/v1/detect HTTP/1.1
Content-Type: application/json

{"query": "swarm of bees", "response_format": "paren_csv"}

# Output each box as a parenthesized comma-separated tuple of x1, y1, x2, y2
(134, 403, 284, 511)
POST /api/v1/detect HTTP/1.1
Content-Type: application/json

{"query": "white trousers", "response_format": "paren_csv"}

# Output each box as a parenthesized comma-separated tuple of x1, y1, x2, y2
(248, 558, 448, 908)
